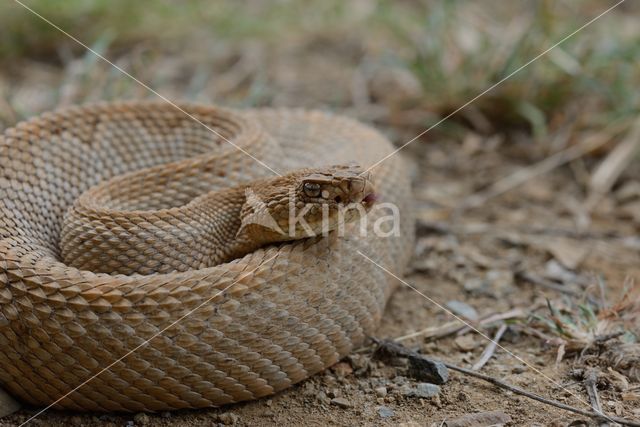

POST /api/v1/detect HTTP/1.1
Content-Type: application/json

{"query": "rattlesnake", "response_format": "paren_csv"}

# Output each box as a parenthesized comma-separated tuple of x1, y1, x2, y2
(0, 102, 414, 412)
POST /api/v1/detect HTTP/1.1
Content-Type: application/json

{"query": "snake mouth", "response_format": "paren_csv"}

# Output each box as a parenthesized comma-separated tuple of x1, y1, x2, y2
(362, 192, 379, 206)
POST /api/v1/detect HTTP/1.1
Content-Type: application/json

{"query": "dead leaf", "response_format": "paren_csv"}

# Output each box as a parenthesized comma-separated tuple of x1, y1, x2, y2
(544, 238, 589, 270)
(590, 118, 640, 197)
(606, 367, 629, 392)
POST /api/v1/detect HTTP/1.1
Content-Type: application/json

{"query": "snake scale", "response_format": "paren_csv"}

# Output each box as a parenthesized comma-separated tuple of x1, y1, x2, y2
(0, 102, 414, 412)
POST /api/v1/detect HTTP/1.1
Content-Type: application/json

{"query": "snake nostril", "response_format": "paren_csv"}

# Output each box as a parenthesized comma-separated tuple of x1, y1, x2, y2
(334, 196, 342, 203)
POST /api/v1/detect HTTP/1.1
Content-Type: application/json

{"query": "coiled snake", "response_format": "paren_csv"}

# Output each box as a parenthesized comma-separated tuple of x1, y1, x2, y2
(0, 102, 414, 411)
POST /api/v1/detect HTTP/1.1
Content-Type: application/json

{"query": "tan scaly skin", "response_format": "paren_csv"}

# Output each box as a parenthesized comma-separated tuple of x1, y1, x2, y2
(0, 102, 414, 412)
(61, 165, 376, 275)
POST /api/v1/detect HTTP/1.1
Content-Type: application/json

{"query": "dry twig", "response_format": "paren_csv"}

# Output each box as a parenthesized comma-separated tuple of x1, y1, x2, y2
(460, 119, 631, 210)
(584, 369, 603, 416)
(516, 271, 584, 298)
(396, 308, 525, 342)
(472, 324, 507, 371)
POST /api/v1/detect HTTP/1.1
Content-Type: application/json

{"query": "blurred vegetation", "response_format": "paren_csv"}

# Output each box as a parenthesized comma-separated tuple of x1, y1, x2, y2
(375, 1, 640, 137)
(1, 0, 639, 140)
(0, 0, 348, 58)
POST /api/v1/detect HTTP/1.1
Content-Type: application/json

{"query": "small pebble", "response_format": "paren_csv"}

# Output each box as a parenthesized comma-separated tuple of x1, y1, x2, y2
(374, 386, 387, 397)
(330, 397, 352, 408)
(316, 390, 330, 404)
(454, 335, 477, 351)
(332, 362, 353, 377)
(133, 413, 150, 426)
(346, 354, 368, 371)
(407, 357, 449, 384)
(415, 383, 440, 398)
(446, 300, 479, 321)
(512, 365, 526, 374)
(486, 269, 514, 292)
(464, 278, 487, 294)
(70, 416, 83, 426)
(392, 376, 407, 385)
(216, 413, 240, 425)
(377, 405, 395, 419)
(302, 381, 316, 396)
(399, 382, 440, 398)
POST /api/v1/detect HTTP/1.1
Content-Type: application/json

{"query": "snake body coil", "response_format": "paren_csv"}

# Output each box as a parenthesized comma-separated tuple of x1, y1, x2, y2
(0, 103, 413, 411)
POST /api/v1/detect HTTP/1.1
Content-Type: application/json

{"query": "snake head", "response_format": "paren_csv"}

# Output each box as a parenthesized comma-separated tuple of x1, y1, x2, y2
(298, 164, 376, 207)
(238, 164, 377, 241)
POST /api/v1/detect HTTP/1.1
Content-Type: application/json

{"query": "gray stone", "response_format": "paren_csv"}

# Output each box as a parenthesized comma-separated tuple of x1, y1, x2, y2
(377, 405, 395, 419)
(330, 397, 352, 408)
(407, 355, 449, 384)
(399, 382, 440, 398)
(374, 386, 387, 397)
(392, 375, 408, 385)
(133, 413, 150, 426)
(446, 300, 479, 321)
(216, 413, 240, 425)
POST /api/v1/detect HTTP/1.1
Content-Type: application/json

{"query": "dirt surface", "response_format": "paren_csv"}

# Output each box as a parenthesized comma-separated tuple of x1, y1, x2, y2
(1, 1, 639, 426)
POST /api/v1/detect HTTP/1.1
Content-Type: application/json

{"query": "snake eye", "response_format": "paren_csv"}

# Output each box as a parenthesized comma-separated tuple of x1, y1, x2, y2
(303, 182, 321, 198)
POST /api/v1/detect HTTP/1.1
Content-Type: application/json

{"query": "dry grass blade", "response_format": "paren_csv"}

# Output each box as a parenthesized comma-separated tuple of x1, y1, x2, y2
(396, 308, 525, 342)
(528, 279, 639, 380)
(517, 271, 586, 299)
(588, 117, 640, 206)
(472, 324, 507, 371)
(461, 118, 631, 209)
